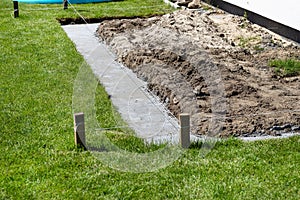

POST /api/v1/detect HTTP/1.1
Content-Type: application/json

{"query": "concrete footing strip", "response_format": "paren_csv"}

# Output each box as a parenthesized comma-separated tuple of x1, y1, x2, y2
(62, 23, 183, 144)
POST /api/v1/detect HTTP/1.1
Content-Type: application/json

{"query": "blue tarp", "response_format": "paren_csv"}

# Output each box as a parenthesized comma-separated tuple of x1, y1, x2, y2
(17, 0, 111, 4)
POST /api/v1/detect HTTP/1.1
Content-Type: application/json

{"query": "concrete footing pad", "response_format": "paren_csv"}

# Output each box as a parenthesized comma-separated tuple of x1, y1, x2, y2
(62, 23, 185, 144)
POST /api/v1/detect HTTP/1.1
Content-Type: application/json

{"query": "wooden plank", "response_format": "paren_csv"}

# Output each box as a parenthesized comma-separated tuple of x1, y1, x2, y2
(74, 113, 86, 149)
(13, 1, 19, 18)
(63, 0, 68, 10)
(179, 113, 190, 148)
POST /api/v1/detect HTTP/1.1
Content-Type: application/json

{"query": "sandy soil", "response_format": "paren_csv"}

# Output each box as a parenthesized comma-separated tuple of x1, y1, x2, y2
(96, 9, 300, 137)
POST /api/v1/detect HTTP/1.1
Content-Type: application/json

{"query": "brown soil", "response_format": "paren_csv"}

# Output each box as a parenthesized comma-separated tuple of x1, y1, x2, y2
(97, 9, 300, 137)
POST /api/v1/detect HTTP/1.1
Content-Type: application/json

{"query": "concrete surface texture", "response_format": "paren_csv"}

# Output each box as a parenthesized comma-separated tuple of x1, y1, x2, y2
(62, 24, 184, 144)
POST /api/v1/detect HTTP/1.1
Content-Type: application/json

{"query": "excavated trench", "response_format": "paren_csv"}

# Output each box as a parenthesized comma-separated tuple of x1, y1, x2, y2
(96, 9, 300, 137)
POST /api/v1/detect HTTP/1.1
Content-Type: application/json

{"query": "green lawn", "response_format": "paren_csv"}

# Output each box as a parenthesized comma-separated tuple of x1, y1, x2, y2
(0, 0, 299, 199)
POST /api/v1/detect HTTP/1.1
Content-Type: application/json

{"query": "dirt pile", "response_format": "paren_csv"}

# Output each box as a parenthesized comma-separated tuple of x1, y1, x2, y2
(97, 9, 300, 137)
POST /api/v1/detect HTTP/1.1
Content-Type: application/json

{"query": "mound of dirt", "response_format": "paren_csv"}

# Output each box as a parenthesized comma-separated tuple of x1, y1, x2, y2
(97, 9, 300, 137)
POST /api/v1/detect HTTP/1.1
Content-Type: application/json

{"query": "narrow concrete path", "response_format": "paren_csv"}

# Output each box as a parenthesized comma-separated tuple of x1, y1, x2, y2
(62, 23, 183, 143)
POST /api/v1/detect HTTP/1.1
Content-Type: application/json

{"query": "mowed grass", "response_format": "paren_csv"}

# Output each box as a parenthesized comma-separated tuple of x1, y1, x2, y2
(0, 0, 299, 199)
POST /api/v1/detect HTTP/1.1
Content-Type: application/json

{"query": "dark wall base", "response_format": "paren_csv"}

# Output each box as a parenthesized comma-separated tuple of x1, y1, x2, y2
(204, 0, 300, 43)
